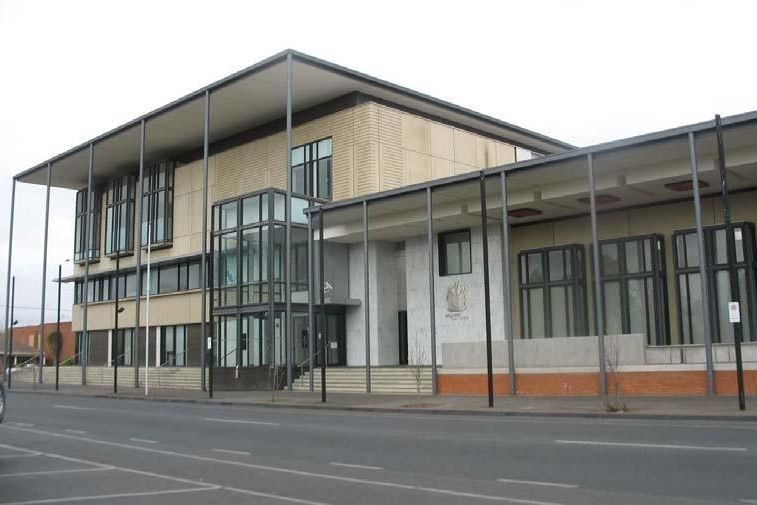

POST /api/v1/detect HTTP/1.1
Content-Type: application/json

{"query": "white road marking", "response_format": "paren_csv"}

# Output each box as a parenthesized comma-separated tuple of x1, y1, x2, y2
(330, 462, 384, 471)
(0, 453, 41, 459)
(740, 500, 757, 504)
(497, 478, 578, 489)
(129, 437, 158, 444)
(64, 429, 87, 435)
(0, 486, 218, 505)
(12, 422, 35, 427)
(52, 404, 92, 411)
(6, 426, 571, 505)
(205, 417, 280, 426)
(555, 439, 747, 452)
(0, 467, 112, 478)
(212, 448, 251, 456)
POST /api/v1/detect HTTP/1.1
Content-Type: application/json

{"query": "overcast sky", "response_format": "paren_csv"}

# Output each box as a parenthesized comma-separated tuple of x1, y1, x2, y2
(0, 0, 755, 325)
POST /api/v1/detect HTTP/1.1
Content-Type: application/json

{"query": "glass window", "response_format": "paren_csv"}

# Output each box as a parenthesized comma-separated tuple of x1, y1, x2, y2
(290, 138, 332, 200)
(74, 188, 101, 262)
(188, 262, 201, 290)
(217, 201, 238, 231)
(105, 175, 135, 255)
(600, 235, 668, 345)
(439, 230, 472, 276)
(674, 224, 756, 344)
(274, 193, 286, 221)
(519, 245, 587, 339)
(141, 162, 175, 246)
(242, 195, 260, 225)
(291, 197, 309, 224)
(159, 265, 179, 294)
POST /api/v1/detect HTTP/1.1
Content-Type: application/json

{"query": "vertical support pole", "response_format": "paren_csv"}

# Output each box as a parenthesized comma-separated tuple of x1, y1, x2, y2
(500, 172, 516, 396)
(134, 119, 145, 388)
(588, 153, 608, 398)
(715, 115, 746, 410)
(201, 90, 210, 396)
(3, 179, 15, 380)
(268, 191, 276, 398)
(307, 213, 315, 391)
(113, 200, 121, 394)
(7, 276, 14, 389)
(479, 173, 494, 407)
(363, 201, 371, 392)
(55, 263, 62, 391)
(688, 132, 715, 395)
(319, 207, 326, 402)
(285, 52, 293, 391)
(82, 143, 95, 386)
(38, 163, 52, 383)
(425, 187, 438, 394)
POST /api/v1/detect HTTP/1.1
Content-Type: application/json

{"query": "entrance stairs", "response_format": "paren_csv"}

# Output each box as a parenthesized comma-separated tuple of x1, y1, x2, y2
(291, 366, 433, 394)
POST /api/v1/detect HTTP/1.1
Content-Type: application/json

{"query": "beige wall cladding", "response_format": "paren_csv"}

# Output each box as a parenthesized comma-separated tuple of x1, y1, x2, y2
(353, 103, 380, 196)
(378, 106, 405, 191)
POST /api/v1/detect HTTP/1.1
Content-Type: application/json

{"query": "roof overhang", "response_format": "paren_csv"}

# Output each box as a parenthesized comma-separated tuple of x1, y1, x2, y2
(15, 49, 573, 190)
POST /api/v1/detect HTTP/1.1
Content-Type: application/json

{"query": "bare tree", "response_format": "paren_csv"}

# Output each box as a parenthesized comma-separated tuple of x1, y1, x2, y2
(604, 335, 627, 412)
(408, 336, 428, 398)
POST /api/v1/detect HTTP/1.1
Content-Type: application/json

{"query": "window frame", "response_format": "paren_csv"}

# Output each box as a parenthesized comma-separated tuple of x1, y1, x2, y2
(438, 229, 472, 277)
(105, 175, 136, 256)
(74, 188, 102, 263)
(141, 161, 175, 247)
(518, 244, 588, 339)
(290, 137, 332, 200)
(599, 234, 669, 345)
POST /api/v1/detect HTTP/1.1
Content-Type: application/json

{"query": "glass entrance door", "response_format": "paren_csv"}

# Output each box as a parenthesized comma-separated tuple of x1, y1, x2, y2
(315, 312, 345, 367)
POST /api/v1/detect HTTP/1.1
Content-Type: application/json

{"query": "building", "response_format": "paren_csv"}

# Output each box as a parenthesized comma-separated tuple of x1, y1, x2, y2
(6, 50, 757, 396)
(0, 322, 76, 374)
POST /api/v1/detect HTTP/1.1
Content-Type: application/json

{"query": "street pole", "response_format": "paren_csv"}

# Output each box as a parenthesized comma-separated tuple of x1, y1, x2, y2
(7, 276, 14, 389)
(319, 208, 326, 403)
(145, 218, 151, 396)
(55, 264, 62, 391)
(715, 114, 746, 410)
(113, 203, 121, 395)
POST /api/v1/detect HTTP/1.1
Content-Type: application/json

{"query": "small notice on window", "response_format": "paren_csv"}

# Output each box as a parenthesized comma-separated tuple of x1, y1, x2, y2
(329, 341, 338, 349)
(729, 302, 741, 323)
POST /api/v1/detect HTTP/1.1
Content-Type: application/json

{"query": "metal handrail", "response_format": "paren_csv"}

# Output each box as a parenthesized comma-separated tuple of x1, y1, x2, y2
(160, 348, 190, 368)
(59, 352, 81, 367)
(11, 355, 38, 371)
(296, 349, 322, 379)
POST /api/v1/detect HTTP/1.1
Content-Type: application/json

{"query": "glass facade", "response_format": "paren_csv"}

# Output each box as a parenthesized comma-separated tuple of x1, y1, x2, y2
(105, 175, 136, 255)
(141, 162, 175, 246)
(291, 138, 332, 200)
(74, 188, 101, 262)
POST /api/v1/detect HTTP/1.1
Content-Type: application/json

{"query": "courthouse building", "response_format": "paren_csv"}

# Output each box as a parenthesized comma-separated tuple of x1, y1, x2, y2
(6, 50, 757, 396)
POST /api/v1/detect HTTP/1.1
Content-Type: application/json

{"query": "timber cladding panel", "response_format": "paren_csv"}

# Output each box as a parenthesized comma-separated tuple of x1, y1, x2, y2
(213, 99, 518, 202)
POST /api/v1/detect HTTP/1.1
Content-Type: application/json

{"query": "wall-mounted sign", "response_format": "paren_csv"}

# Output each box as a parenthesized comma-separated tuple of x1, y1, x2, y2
(729, 301, 741, 323)
(445, 281, 469, 320)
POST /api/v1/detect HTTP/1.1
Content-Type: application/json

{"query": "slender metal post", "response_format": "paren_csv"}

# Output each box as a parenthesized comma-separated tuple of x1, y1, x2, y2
(715, 115, 746, 410)
(500, 172, 516, 395)
(285, 52, 293, 391)
(688, 132, 715, 395)
(3, 179, 15, 381)
(7, 276, 15, 388)
(37, 163, 52, 383)
(113, 199, 121, 394)
(201, 90, 210, 396)
(55, 264, 62, 391)
(268, 191, 276, 399)
(134, 119, 145, 389)
(479, 173, 495, 407)
(588, 153, 608, 398)
(307, 214, 314, 391)
(425, 187, 438, 394)
(319, 208, 326, 402)
(208, 208, 214, 399)
(82, 143, 95, 385)
(363, 201, 371, 392)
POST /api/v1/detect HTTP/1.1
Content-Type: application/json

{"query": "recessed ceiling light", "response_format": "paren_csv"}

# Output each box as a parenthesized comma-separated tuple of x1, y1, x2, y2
(577, 194, 621, 205)
(508, 208, 542, 218)
(664, 180, 710, 192)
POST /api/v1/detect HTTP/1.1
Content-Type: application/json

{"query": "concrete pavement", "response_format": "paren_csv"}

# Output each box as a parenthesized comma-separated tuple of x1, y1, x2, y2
(1, 391, 756, 504)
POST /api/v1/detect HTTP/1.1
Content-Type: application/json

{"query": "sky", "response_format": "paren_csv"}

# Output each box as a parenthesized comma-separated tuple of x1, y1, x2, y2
(0, 0, 755, 325)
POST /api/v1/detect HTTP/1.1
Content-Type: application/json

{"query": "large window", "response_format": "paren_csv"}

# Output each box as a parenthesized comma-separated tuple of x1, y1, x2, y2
(439, 229, 472, 276)
(161, 325, 187, 366)
(74, 188, 101, 262)
(105, 176, 136, 255)
(141, 162, 175, 246)
(291, 138, 332, 200)
(600, 235, 669, 345)
(519, 245, 587, 339)
(674, 223, 757, 344)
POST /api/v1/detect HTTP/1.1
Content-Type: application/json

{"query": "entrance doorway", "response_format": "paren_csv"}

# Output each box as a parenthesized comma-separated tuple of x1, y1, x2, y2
(398, 310, 408, 365)
(315, 312, 346, 367)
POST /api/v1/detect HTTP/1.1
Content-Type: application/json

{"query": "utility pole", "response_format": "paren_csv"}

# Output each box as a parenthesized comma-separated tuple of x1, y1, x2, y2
(55, 264, 62, 391)
(7, 276, 15, 389)
(113, 202, 122, 395)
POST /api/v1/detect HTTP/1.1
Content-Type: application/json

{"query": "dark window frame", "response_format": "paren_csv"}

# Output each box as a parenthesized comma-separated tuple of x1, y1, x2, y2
(438, 229, 472, 277)
(518, 244, 588, 339)
(105, 175, 136, 256)
(141, 162, 175, 247)
(599, 234, 670, 345)
(673, 222, 757, 344)
(74, 188, 101, 262)
(290, 137, 332, 200)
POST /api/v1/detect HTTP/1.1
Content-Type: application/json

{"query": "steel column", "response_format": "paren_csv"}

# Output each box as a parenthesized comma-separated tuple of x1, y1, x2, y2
(688, 132, 715, 395)
(285, 53, 293, 391)
(134, 119, 145, 388)
(363, 201, 371, 392)
(55, 263, 62, 391)
(201, 90, 210, 396)
(82, 143, 95, 385)
(7, 276, 14, 388)
(587, 153, 607, 397)
(3, 179, 15, 380)
(307, 214, 314, 391)
(425, 187, 437, 394)
(113, 196, 121, 394)
(500, 172, 516, 395)
(268, 190, 276, 399)
(37, 163, 52, 383)
(479, 173, 495, 407)
(319, 208, 326, 402)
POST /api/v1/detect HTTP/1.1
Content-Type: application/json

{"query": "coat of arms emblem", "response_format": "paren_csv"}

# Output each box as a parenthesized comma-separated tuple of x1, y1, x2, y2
(446, 281, 467, 312)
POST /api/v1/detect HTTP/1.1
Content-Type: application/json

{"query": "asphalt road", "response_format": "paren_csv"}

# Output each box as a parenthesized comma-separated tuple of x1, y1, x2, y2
(0, 392, 755, 505)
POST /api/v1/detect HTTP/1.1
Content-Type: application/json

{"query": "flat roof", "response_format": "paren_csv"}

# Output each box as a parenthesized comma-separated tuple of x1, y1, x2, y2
(14, 49, 574, 189)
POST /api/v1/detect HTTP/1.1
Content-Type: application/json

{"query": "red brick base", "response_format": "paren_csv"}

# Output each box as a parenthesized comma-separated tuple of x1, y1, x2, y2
(438, 370, 757, 396)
